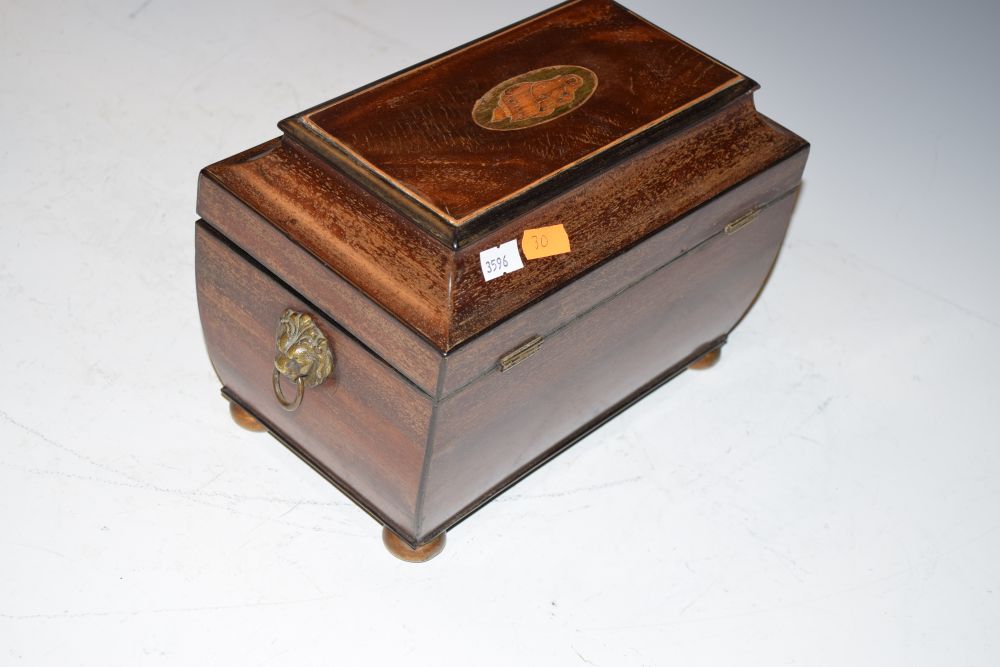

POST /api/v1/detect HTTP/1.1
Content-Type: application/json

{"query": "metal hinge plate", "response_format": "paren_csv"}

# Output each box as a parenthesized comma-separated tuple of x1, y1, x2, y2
(498, 335, 544, 372)
(724, 208, 760, 235)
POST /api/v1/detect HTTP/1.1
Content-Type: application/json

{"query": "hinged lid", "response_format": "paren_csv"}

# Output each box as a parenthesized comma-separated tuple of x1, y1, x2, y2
(279, 0, 753, 247)
(199, 0, 808, 356)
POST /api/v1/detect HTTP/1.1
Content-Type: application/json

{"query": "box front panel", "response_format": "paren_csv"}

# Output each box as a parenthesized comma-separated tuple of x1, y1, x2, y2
(196, 223, 431, 536)
(444, 98, 806, 347)
(441, 146, 808, 395)
(419, 191, 799, 539)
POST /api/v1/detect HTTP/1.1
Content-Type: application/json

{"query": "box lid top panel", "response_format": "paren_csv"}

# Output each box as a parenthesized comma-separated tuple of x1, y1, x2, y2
(280, 0, 747, 243)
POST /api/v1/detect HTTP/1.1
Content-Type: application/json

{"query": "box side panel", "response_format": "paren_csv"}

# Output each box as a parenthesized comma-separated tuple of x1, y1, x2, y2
(198, 140, 446, 389)
(196, 223, 430, 537)
(445, 96, 807, 347)
(441, 145, 808, 395)
(419, 190, 799, 539)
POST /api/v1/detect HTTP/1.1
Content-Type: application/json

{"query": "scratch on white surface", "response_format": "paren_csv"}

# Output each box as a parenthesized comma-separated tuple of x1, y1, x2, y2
(254, 647, 294, 667)
(572, 647, 599, 666)
(277, 501, 303, 519)
(761, 544, 809, 582)
(784, 395, 836, 442)
(582, 532, 1000, 633)
(235, 519, 271, 551)
(829, 242, 1000, 330)
(678, 582, 716, 616)
(127, 0, 153, 19)
(305, 7, 422, 57)
(0, 460, 349, 509)
(0, 593, 342, 621)
(1, 460, 363, 540)
(0, 542, 72, 562)
(497, 476, 642, 501)
(702, 395, 837, 483)
(937, 522, 1000, 558)
(191, 468, 225, 493)
(85, 358, 120, 385)
(0, 408, 142, 484)
(788, 433, 823, 446)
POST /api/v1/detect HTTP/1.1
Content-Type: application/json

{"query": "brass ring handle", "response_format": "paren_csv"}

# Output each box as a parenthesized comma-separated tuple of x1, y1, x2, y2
(272, 370, 305, 412)
(272, 308, 334, 412)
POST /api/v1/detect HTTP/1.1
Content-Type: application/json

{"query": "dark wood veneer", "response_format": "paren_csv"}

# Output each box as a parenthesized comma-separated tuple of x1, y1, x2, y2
(420, 190, 798, 539)
(196, 182, 801, 546)
(194, 0, 810, 553)
(200, 95, 805, 354)
(439, 142, 808, 395)
(284, 0, 744, 229)
(196, 224, 431, 532)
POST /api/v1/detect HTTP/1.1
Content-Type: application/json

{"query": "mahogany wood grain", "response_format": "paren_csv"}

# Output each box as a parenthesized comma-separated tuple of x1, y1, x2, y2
(444, 97, 804, 348)
(196, 223, 432, 534)
(418, 191, 798, 540)
(200, 95, 805, 353)
(285, 0, 744, 227)
(194, 0, 810, 550)
(439, 142, 808, 395)
(198, 152, 444, 394)
(198, 182, 800, 547)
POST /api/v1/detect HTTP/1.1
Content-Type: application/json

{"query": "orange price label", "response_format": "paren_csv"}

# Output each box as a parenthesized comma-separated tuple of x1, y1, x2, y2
(521, 224, 571, 260)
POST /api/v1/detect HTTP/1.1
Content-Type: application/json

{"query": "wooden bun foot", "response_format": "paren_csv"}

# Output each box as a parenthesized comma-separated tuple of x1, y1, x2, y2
(229, 401, 266, 432)
(382, 527, 446, 563)
(689, 347, 721, 370)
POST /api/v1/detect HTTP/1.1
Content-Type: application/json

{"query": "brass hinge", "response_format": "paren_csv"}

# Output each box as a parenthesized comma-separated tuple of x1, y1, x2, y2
(725, 208, 760, 235)
(498, 335, 544, 372)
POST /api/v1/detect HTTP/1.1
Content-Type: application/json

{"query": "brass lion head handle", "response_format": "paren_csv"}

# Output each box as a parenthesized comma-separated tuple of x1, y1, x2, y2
(272, 308, 333, 411)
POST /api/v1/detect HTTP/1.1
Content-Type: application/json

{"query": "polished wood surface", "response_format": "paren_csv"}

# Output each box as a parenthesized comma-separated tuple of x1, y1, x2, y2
(689, 347, 721, 370)
(195, 0, 809, 551)
(198, 161, 444, 395)
(196, 223, 432, 536)
(284, 0, 744, 227)
(200, 95, 806, 353)
(199, 181, 801, 548)
(229, 401, 266, 432)
(439, 144, 807, 395)
(382, 527, 446, 563)
(417, 191, 798, 540)
(200, 181, 800, 547)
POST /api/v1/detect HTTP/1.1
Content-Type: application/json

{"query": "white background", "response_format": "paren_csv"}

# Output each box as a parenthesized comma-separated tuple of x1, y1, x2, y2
(2, 0, 998, 664)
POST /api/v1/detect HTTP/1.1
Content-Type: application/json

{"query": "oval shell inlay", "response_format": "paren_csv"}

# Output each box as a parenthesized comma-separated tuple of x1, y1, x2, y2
(472, 65, 598, 131)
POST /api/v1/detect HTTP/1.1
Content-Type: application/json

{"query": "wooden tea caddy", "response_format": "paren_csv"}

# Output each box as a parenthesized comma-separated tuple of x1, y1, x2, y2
(195, 0, 809, 561)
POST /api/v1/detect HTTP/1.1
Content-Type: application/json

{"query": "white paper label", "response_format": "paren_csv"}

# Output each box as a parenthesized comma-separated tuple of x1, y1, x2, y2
(479, 239, 524, 281)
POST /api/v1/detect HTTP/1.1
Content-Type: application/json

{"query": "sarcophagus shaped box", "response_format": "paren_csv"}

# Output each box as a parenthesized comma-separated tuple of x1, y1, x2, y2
(195, 0, 809, 561)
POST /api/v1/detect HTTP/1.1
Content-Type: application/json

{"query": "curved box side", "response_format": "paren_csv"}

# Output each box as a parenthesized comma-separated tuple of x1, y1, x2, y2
(194, 170, 803, 547)
(192, 0, 811, 551)
(440, 143, 808, 396)
(418, 187, 800, 541)
(195, 223, 432, 538)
